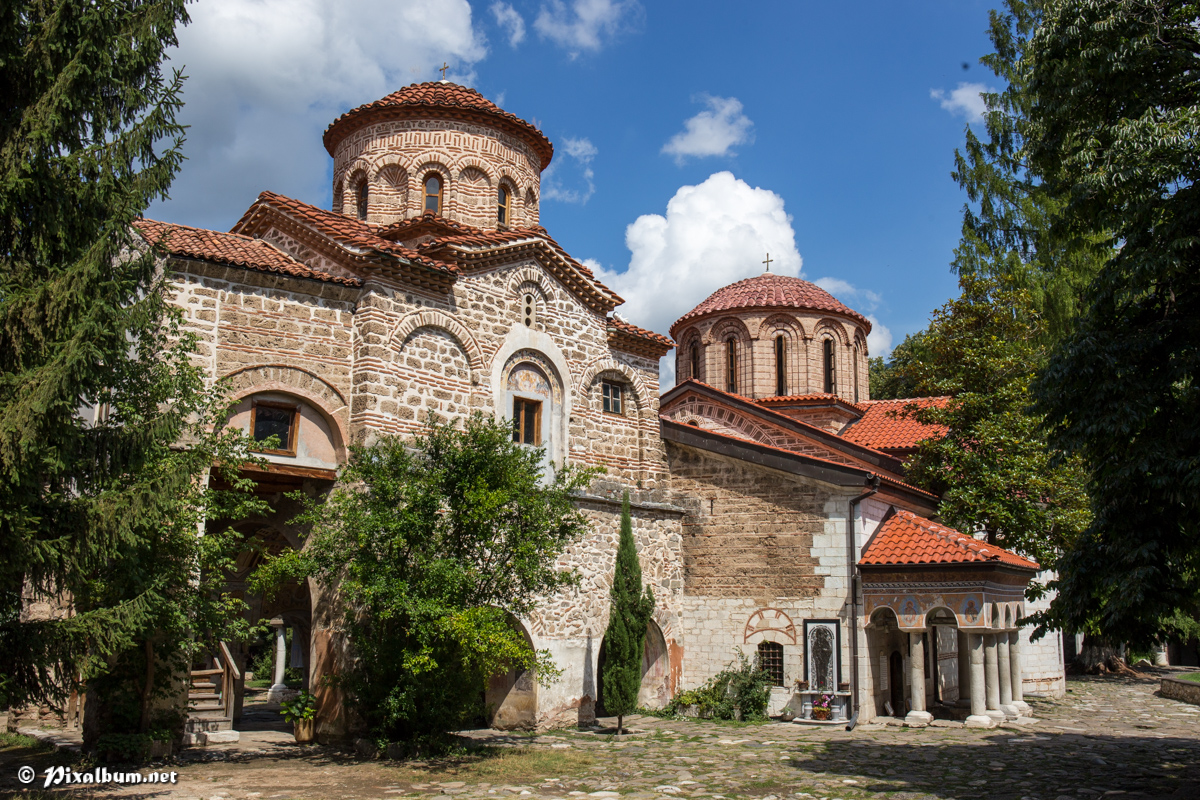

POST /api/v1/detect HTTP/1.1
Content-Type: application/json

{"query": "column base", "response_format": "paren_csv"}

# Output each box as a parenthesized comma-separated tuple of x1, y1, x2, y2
(1000, 704, 1020, 720)
(903, 711, 933, 728)
(1013, 700, 1031, 716)
(965, 714, 997, 729)
(266, 683, 290, 703)
(985, 709, 1006, 723)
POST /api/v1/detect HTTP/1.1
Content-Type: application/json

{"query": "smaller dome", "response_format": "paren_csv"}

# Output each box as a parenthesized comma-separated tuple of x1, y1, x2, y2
(323, 82, 554, 169)
(670, 273, 871, 337)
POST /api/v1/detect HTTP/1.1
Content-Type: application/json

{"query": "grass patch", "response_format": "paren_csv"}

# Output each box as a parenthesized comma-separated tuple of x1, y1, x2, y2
(0, 732, 52, 753)
(1178, 672, 1200, 683)
(384, 746, 596, 783)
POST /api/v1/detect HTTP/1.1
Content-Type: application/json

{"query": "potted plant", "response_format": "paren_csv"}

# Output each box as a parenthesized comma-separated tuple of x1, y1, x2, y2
(280, 690, 316, 743)
(811, 692, 835, 721)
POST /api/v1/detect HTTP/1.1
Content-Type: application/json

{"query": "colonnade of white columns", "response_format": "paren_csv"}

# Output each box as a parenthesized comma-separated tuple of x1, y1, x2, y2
(904, 627, 1028, 728)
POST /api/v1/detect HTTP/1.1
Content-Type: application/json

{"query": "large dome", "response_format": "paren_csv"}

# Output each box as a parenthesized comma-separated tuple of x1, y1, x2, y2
(670, 273, 870, 338)
(323, 82, 554, 170)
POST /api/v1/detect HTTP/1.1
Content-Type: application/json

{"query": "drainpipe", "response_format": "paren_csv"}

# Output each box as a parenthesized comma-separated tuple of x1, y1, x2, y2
(845, 473, 880, 732)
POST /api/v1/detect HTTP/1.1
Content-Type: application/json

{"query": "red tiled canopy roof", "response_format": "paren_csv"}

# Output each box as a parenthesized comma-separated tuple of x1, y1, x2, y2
(670, 274, 870, 337)
(860, 509, 1039, 570)
(842, 396, 949, 452)
(133, 219, 362, 286)
(607, 316, 675, 358)
(323, 82, 554, 169)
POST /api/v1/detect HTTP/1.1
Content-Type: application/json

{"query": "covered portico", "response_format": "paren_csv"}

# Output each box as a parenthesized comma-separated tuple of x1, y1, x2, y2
(859, 509, 1039, 728)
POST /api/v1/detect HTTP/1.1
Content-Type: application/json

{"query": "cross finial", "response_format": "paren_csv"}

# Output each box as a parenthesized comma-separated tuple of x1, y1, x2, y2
(439, 62, 450, 80)
(763, 253, 773, 272)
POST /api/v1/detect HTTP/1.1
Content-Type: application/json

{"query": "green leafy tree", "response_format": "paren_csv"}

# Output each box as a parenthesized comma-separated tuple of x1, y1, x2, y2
(899, 275, 1090, 570)
(254, 412, 597, 744)
(601, 491, 654, 734)
(868, 331, 936, 400)
(1019, 0, 1200, 646)
(0, 0, 265, 740)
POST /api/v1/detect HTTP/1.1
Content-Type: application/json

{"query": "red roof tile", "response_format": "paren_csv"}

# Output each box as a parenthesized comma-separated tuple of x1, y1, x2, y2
(323, 82, 553, 169)
(860, 509, 1039, 569)
(607, 316, 674, 357)
(133, 219, 362, 286)
(233, 192, 458, 277)
(841, 396, 949, 451)
(670, 274, 870, 336)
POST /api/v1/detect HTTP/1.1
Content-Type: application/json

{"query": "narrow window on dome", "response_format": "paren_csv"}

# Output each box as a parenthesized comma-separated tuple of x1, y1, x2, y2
(522, 293, 536, 327)
(853, 345, 860, 404)
(356, 180, 368, 221)
(690, 345, 700, 382)
(424, 174, 442, 214)
(823, 338, 837, 394)
(775, 335, 786, 396)
(726, 338, 737, 394)
(498, 185, 510, 227)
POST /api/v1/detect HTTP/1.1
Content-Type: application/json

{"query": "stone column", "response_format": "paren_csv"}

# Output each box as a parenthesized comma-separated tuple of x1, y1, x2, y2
(904, 631, 932, 727)
(965, 632, 992, 727)
(997, 633, 1017, 719)
(1010, 630, 1030, 715)
(956, 630, 971, 707)
(983, 634, 1004, 723)
(266, 623, 289, 703)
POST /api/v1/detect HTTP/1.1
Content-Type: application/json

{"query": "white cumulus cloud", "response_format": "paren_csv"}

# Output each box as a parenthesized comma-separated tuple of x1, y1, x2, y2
(592, 171, 802, 386)
(930, 82, 994, 123)
(662, 95, 754, 164)
(491, 2, 526, 46)
(812, 277, 883, 313)
(866, 316, 893, 360)
(542, 136, 597, 204)
(147, 0, 487, 231)
(534, 0, 642, 56)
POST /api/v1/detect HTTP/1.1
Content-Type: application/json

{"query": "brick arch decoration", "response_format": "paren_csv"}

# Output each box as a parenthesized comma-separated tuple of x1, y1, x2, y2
(507, 266, 554, 303)
(343, 163, 371, 216)
(813, 317, 851, 346)
(578, 357, 650, 413)
(676, 327, 704, 383)
(453, 155, 497, 184)
(221, 364, 350, 459)
(703, 315, 753, 346)
(332, 177, 344, 215)
(744, 608, 797, 645)
(367, 152, 409, 180)
(389, 308, 484, 385)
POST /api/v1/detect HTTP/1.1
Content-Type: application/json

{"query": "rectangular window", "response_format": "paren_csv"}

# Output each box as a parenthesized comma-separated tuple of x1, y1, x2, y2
(757, 641, 785, 687)
(601, 381, 623, 414)
(251, 402, 298, 455)
(823, 338, 837, 394)
(512, 397, 541, 445)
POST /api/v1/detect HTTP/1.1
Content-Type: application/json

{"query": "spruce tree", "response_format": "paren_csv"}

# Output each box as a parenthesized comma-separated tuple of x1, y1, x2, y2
(0, 0, 262, 738)
(601, 492, 654, 735)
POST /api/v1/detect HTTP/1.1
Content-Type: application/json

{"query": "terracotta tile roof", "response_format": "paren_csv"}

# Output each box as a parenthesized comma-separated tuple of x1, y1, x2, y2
(379, 211, 487, 241)
(757, 393, 864, 413)
(841, 396, 949, 451)
(860, 509, 1039, 569)
(323, 82, 554, 169)
(133, 219, 362, 286)
(607, 316, 674, 357)
(232, 192, 458, 277)
(670, 274, 870, 336)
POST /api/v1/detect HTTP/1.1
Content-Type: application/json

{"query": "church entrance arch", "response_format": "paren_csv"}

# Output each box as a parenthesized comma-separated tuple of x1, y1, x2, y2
(485, 615, 538, 730)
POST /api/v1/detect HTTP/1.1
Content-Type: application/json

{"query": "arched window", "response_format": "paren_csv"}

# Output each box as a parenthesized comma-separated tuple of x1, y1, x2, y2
(775, 335, 786, 396)
(726, 338, 737, 394)
(498, 185, 511, 227)
(423, 173, 442, 214)
(522, 293, 536, 327)
(690, 345, 700, 382)
(757, 641, 784, 687)
(355, 180, 368, 221)
(823, 338, 837, 394)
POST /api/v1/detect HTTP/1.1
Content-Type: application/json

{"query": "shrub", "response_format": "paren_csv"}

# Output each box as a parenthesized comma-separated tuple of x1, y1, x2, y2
(662, 650, 772, 721)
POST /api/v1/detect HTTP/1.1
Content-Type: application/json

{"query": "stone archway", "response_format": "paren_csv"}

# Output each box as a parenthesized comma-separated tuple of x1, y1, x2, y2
(637, 620, 671, 710)
(485, 615, 538, 730)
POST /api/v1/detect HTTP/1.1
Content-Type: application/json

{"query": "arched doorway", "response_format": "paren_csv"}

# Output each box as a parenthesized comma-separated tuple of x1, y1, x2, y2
(485, 615, 538, 730)
(888, 651, 905, 715)
(596, 621, 671, 715)
(867, 607, 907, 718)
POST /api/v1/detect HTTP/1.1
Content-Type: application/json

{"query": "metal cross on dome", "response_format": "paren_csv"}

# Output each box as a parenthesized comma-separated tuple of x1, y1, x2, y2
(439, 62, 450, 80)
(763, 253, 773, 272)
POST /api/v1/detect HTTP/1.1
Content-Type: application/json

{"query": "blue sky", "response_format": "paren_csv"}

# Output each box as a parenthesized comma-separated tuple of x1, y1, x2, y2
(148, 0, 1001, 384)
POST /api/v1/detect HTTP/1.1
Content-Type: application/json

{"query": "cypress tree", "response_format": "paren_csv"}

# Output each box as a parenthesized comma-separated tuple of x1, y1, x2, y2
(601, 491, 654, 734)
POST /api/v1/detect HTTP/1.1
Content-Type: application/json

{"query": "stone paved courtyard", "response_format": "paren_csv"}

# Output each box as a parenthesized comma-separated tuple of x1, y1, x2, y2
(3, 675, 1199, 800)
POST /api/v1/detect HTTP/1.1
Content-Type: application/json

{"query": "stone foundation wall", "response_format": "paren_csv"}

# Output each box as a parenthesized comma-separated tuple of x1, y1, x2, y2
(1160, 677, 1200, 706)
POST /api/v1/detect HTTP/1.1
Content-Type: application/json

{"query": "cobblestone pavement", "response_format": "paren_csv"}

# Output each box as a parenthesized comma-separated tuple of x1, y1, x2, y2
(3, 675, 1199, 800)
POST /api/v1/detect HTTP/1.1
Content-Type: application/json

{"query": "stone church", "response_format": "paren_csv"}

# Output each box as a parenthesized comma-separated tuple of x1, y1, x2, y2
(130, 81, 1065, 739)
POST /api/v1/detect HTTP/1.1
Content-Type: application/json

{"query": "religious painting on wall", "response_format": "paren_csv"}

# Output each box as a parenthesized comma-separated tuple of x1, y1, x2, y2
(804, 620, 841, 692)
